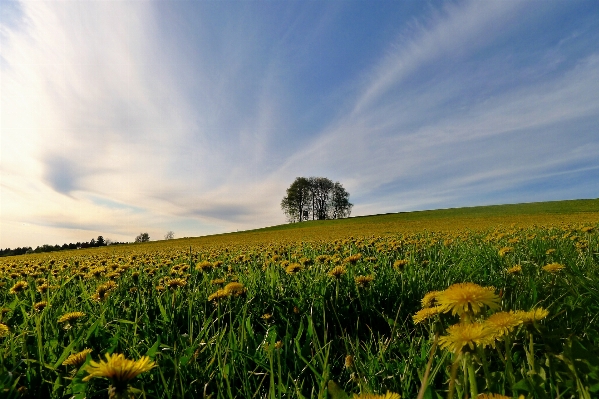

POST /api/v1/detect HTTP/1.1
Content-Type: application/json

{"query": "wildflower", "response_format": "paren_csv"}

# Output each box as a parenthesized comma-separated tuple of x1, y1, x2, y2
(437, 283, 500, 317)
(208, 289, 229, 302)
(484, 311, 522, 337)
(413, 306, 443, 324)
(355, 275, 374, 288)
(261, 313, 272, 321)
(9, 281, 28, 295)
(63, 348, 93, 367)
(439, 322, 496, 355)
(344, 355, 355, 368)
(57, 311, 86, 326)
(196, 261, 213, 272)
(92, 281, 118, 301)
(285, 263, 303, 274)
(211, 278, 226, 285)
(224, 282, 246, 296)
(542, 263, 565, 273)
(344, 254, 362, 265)
(351, 392, 401, 399)
(328, 266, 346, 279)
(274, 340, 283, 350)
(498, 247, 513, 257)
(155, 285, 166, 293)
(506, 265, 522, 274)
(167, 278, 187, 289)
(421, 290, 442, 308)
(37, 283, 49, 293)
(516, 308, 549, 324)
(0, 323, 9, 337)
(476, 394, 511, 399)
(545, 248, 556, 255)
(84, 353, 155, 399)
(581, 226, 594, 233)
(393, 259, 409, 270)
(33, 301, 49, 312)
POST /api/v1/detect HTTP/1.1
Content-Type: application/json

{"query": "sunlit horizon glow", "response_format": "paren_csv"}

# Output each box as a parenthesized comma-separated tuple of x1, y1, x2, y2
(1, 1, 599, 248)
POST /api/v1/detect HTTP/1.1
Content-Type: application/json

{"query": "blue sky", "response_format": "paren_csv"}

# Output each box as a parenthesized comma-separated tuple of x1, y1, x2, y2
(1, 0, 599, 248)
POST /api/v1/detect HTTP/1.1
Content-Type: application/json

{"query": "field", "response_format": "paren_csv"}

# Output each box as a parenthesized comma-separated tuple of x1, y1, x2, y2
(1, 199, 599, 398)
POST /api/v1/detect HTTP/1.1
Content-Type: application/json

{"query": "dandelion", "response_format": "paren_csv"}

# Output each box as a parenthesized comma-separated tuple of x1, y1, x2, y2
(167, 278, 187, 289)
(57, 312, 86, 328)
(211, 278, 226, 285)
(155, 285, 166, 293)
(224, 282, 246, 296)
(9, 281, 28, 295)
(344, 355, 355, 368)
(542, 263, 565, 273)
(421, 290, 442, 308)
(413, 306, 443, 324)
(285, 263, 303, 274)
(33, 301, 49, 312)
(498, 247, 513, 257)
(545, 248, 556, 255)
(351, 392, 401, 399)
(516, 308, 549, 324)
(506, 265, 522, 274)
(84, 353, 155, 399)
(484, 311, 522, 337)
(437, 283, 500, 317)
(208, 288, 229, 302)
(261, 313, 272, 321)
(393, 259, 409, 270)
(63, 348, 93, 367)
(328, 266, 346, 279)
(344, 254, 362, 265)
(439, 322, 496, 355)
(355, 275, 374, 288)
(0, 323, 9, 337)
(476, 394, 511, 399)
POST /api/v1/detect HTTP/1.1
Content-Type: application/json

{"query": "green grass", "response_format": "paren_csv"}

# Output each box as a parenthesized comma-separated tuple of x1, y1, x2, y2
(1, 199, 599, 398)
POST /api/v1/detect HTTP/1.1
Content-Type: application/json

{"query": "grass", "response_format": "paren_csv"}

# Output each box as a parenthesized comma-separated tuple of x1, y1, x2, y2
(1, 199, 599, 398)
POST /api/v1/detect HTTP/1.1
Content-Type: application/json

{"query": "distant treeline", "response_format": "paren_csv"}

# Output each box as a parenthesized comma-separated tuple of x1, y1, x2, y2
(0, 236, 128, 258)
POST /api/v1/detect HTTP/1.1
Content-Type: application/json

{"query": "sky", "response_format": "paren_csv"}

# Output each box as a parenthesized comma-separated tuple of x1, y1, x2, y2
(1, 0, 599, 249)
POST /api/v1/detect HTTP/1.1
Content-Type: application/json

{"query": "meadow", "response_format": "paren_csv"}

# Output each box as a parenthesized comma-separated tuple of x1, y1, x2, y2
(1, 199, 599, 398)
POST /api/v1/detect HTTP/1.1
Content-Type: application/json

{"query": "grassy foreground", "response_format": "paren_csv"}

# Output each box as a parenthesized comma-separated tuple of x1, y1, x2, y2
(1, 199, 599, 398)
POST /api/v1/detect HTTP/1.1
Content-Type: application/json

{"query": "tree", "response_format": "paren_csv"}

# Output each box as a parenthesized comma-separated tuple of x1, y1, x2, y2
(280, 177, 312, 222)
(96, 236, 106, 246)
(135, 232, 150, 243)
(164, 231, 175, 240)
(281, 177, 352, 222)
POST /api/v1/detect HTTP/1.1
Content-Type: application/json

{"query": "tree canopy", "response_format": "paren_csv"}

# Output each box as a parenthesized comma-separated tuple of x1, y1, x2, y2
(281, 177, 352, 222)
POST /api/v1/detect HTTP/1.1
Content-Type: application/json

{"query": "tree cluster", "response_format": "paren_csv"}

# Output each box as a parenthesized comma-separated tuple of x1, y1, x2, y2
(135, 232, 150, 243)
(281, 177, 353, 222)
(0, 236, 124, 258)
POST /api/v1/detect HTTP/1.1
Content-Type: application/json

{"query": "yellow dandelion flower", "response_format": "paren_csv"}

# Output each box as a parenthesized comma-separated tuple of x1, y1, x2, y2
(413, 306, 443, 324)
(9, 281, 28, 295)
(515, 308, 549, 324)
(0, 323, 9, 337)
(355, 275, 374, 288)
(155, 285, 166, 292)
(545, 248, 556, 255)
(167, 278, 187, 289)
(344, 355, 355, 368)
(542, 263, 565, 273)
(210, 278, 226, 285)
(421, 290, 442, 308)
(57, 311, 86, 324)
(328, 266, 346, 279)
(33, 301, 49, 312)
(261, 313, 272, 320)
(437, 283, 500, 316)
(498, 247, 513, 257)
(208, 288, 229, 302)
(351, 392, 401, 399)
(393, 259, 409, 270)
(485, 311, 522, 337)
(344, 254, 362, 265)
(285, 263, 303, 274)
(83, 352, 155, 382)
(63, 348, 93, 367)
(438, 322, 496, 355)
(224, 282, 246, 295)
(476, 394, 511, 399)
(506, 265, 522, 274)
